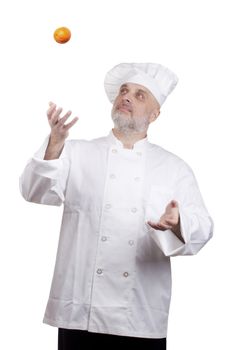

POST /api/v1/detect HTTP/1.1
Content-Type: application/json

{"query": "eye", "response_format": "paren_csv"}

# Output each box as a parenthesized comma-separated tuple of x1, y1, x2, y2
(136, 92, 145, 100)
(120, 88, 128, 95)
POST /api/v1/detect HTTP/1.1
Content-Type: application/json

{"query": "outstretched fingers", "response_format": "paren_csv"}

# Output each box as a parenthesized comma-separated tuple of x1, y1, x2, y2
(51, 107, 63, 125)
(57, 111, 79, 129)
(46, 102, 79, 140)
(47, 103, 64, 126)
(47, 103, 56, 120)
(147, 221, 172, 231)
(63, 116, 79, 130)
(57, 110, 72, 125)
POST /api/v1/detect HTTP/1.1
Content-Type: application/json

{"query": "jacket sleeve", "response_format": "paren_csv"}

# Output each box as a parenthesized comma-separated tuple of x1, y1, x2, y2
(147, 162, 214, 257)
(19, 136, 71, 206)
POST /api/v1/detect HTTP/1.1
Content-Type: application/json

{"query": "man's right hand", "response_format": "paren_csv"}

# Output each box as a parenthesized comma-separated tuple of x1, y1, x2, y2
(44, 101, 79, 160)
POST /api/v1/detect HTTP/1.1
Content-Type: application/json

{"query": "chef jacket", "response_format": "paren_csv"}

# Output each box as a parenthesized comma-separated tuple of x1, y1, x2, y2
(19, 129, 213, 339)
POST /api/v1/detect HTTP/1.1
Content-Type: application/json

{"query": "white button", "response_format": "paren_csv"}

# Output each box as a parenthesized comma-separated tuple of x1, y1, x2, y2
(123, 272, 129, 277)
(97, 268, 103, 275)
(109, 174, 116, 179)
(136, 151, 142, 156)
(131, 207, 137, 213)
(134, 177, 141, 182)
(101, 236, 107, 242)
(112, 149, 118, 153)
(105, 203, 112, 210)
(128, 240, 134, 246)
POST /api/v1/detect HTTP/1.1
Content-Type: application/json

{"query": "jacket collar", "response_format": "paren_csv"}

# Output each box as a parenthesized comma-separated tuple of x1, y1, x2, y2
(107, 129, 149, 150)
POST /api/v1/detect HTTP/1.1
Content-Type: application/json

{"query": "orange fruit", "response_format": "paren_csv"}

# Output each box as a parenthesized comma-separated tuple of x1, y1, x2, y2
(53, 27, 71, 44)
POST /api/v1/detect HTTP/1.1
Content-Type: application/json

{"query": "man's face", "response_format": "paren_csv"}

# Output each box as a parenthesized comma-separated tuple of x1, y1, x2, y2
(111, 83, 160, 134)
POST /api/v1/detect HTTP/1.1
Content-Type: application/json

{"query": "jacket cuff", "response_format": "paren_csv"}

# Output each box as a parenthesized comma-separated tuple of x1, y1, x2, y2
(29, 135, 69, 179)
(146, 209, 187, 257)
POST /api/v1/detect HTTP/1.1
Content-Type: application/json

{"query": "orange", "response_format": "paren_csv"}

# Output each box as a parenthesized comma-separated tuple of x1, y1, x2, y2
(53, 27, 71, 44)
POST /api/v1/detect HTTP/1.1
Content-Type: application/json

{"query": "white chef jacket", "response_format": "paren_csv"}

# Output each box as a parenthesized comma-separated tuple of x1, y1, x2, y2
(19, 130, 213, 339)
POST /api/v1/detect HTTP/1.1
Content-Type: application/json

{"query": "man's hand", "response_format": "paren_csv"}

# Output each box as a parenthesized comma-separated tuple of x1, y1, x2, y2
(47, 101, 79, 144)
(44, 102, 79, 160)
(147, 200, 185, 243)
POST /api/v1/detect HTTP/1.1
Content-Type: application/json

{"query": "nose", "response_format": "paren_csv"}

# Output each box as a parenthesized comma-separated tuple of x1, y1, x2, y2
(120, 96, 132, 112)
(123, 96, 131, 104)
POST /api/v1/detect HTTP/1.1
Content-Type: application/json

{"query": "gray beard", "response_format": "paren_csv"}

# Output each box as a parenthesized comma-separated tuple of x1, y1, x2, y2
(111, 111, 150, 134)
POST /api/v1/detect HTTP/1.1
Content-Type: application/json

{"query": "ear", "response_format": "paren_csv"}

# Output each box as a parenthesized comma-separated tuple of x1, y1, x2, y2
(149, 108, 160, 123)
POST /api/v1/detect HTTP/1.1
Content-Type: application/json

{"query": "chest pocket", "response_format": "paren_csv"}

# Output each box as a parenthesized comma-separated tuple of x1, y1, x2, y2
(145, 185, 173, 222)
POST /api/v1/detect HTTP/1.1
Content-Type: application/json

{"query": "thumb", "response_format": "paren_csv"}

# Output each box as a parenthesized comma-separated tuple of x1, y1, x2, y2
(170, 200, 179, 208)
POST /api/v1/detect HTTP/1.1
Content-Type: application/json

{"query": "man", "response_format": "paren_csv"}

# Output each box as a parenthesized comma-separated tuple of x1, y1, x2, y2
(20, 63, 213, 350)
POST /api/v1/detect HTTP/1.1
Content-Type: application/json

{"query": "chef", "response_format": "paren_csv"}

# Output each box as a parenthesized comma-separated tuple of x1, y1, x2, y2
(20, 63, 214, 350)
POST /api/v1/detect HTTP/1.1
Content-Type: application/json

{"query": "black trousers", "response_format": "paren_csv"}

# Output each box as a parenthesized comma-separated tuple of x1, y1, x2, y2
(58, 328, 166, 350)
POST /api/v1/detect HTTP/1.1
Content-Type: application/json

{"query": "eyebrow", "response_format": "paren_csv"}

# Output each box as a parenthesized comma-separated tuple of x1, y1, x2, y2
(120, 84, 128, 90)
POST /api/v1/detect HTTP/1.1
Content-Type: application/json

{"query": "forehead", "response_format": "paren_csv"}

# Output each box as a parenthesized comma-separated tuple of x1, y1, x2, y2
(119, 82, 150, 93)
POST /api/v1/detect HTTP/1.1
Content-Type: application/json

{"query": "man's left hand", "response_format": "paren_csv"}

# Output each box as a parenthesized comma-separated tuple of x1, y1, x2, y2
(147, 200, 185, 243)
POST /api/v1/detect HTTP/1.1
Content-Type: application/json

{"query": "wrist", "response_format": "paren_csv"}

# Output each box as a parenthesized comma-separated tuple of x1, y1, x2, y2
(49, 134, 65, 148)
(171, 217, 185, 243)
(44, 136, 65, 160)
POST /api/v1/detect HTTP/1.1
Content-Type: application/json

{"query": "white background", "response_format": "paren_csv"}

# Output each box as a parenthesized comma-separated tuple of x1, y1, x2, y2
(0, 0, 232, 349)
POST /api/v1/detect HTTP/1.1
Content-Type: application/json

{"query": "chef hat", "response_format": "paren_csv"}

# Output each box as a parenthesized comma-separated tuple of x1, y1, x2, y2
(104, 62, 178, 106)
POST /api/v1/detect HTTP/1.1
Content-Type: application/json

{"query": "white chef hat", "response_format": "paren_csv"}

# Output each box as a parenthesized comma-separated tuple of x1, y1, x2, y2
(104, 62, 178, 106)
